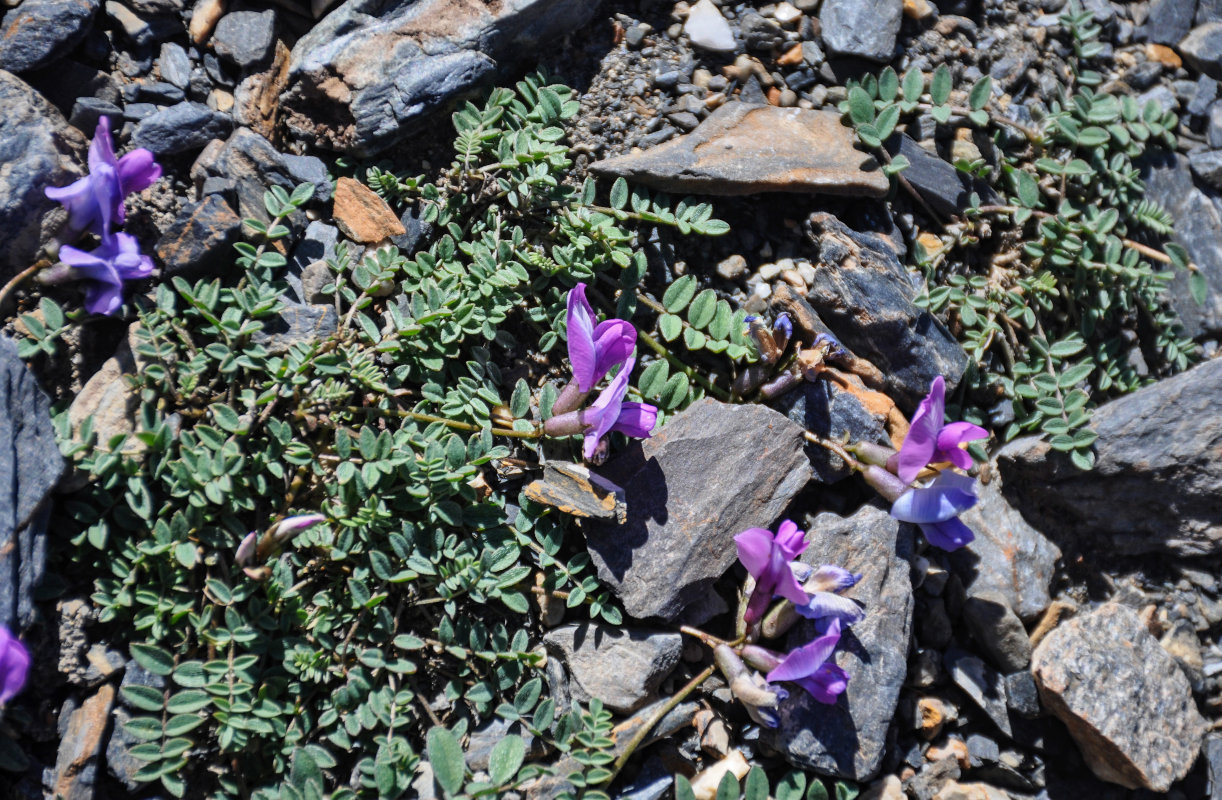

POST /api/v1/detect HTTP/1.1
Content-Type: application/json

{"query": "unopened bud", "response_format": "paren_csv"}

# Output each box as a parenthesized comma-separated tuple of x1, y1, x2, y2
(862, 464, 907, 503)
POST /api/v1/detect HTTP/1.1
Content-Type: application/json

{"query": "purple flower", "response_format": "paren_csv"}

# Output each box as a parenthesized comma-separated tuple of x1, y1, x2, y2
(893, 376, 988, 484)
(735, 520, 810, 625)
(715, 644, 788, 729)
(792, 564, 865, 626)
(890, 471, 979, 551)
(45, 117, 161, 240)
(566, 283, 636, 393)
(58, 232, 154, 315)
(766, 617, 850, 704)
(0, 626, 30, 705)
(237, 514, 327, 567)
(544, 354, 658, 460)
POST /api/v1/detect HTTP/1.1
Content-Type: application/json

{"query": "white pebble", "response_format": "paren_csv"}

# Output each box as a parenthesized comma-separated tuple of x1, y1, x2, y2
(684, 0, 737, 53)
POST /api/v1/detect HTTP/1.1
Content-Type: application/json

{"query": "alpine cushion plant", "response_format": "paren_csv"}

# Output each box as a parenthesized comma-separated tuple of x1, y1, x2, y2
(0, 626, 29, 706)
(54, 232, 154, 315)
(735, 519, 810, 626)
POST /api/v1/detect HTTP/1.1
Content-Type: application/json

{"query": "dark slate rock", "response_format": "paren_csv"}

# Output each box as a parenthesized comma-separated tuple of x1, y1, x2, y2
(251, 303, 339, 354)
(0, 0, 100, 73)
(208, 127, 297, 223)
(69, 96, 123, 133)
(0, 336, 65, 631)
(281, 0, 599, 156)
(1202, 0, 1222, 24)
(803, 212, 970, 414)
(542, 623, 681, 713)
(25, 59, 120, 110)
(989, 39, 1037, 93)
(1189, 76, 1219, 117)
(1032, 603, 1206, 791)
(155, 194, 242, 279)
(212, 9, 277, 71)
(105, 707, 143, 790)
(819, 0, 901, 62)
(203, 52, 232, 87)
(1206, 734, 1222, 799)
(124, 80, 184, 105)
(1124, 61, 1164, 92)
(962, 591, 1032, 673)
(282, 153, 332, 202)
(884, 134, 999, 218)
(200, 176, 237, 206)
(122, 102, 158, 121)
(997, 357, 1222, 557)
(1140, 151, 1222, 337)
(391, 205, 432, 254)
(1181, 22, 1222, 81)
(740, 11, 784, 51)
(0, 69, 87, 277)
(287, 220, 340, 300)
(1140, 0, 1196, 45)
(131, 102, 233, 155)
(1190, 147, 1222, 191)
(946, 472, 1061, 621)
(765, 505, 913, 781)
(1137, 84, 1178, 115)
(1004, 670, 1041, 718)
(769, 379, 892, 483)
(584, 398, 811, 622)
(105, 0, 153, 47)
(945, 647, 1012, 737)
(463, 718, 543, 771)
(158, 42, 192, 89)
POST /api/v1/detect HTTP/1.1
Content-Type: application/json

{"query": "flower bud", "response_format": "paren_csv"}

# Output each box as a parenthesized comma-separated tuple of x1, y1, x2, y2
(850, 441, 897, 467)
(862, 464, 908, 503)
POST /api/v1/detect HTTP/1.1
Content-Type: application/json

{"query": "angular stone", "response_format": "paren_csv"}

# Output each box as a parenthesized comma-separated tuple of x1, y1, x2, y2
(1189, 147, 1222, 191)
(585, 398, 811, 621)
(684, 0, 736, 53)
(1141, 0, 1196, 45)
(819, 0, 901, 62)
(0, 335, 65, 632)
(159, 42, 192, 88)
(997, 357, 1222, 557)
(769, 378, 892, 483)
(1032, 603, 1206, 791)
(282, 153, 331, 203)
(765, 505, 913, 781)
(1206, 734, 1222, 800)
(52, 684, 115, 799)
(884, 135, 998, 218)
(543, 623, 681, 714)
(0, 70, 87, 277)
(232, 39, 290, 142)
(803, 212, 969, 413)
(131, 101, 233, 155)
(0, 0, 100, 73)
(333, 177, 405, 243)
(281, 0, 598, 156)
(946, 473, 1061, 621)
(945, 648, 1011, 737)
(68, 335, 139, 455)
(156, 194, 243, 279)
(212, 9, 276, 70)
(591, 104, 888, 198)
(962, 591, 1032, 673)
(106, 707, 143, 791)
(1180, 22, 1222, 80)
(251, 303, 339, 354)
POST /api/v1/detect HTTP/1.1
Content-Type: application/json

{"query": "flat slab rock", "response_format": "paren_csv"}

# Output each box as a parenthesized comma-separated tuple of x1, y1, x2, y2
(998, 357, 1222, 557)
(590, 104, 889, 197)
(1032, 602, 1206, 792)
(765, 504, 914, 781)
(542, 623, 681, 714)
(585, 398, 811, 622)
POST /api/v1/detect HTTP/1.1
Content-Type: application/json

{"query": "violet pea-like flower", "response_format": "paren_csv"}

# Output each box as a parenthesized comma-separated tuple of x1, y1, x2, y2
(764, 617, 850, 705)
(735, 519, 810, 626)
(791, 563, 865, 626)
(866, 464, 978, 552)
(57, 232, 154, 315)
(543, 353, 658, 460)
(893, 376, 988, 484)
(0, 626, 30, 705)
(45, 116, 161, 241)
(552, 282, 637, 416)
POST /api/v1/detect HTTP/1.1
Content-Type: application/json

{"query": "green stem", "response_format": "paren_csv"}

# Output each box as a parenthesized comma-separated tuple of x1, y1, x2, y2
(344, 407, 544, 438)
(605, 664, 716, 786)
(636, 329, 731, 401)
(0, 261, 50, 313)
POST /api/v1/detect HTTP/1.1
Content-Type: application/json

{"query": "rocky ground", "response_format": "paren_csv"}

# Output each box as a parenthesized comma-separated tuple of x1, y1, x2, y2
(3, 0, 1222, 798)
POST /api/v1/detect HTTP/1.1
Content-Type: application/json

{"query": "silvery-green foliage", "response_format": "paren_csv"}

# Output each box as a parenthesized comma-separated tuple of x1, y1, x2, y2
(672, 764, 858, 800)
(840, 0, 1195, 470)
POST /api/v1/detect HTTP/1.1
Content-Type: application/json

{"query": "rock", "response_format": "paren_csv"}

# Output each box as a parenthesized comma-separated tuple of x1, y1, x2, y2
(231, 39, 291, 141)
(68, 335, 139, 454)
(51, 684, 115, 799)
(155, 194, 243, 279)
(281, 0, 598, 156)
(333, 177, 405, 243)
(0, 70, 87, 277)
(282, 153, 331, 202)
(946, 473, 1061, 621)
(212, 9, 276, 70)
(542, 623, 681, 714)
(1032, 602, 1206, 791)
(884, 135, 998, 218)
(1141, 0, 1196, 45)
(591, 104, 889, 198)
(25, 59, 121, 111)
(1203, 0, 1222, 24)
(68, 97, 123, 141)
(205, 127, 301, 225)
(769, 378, 892, 483)
(1160, 620, 1205, 691)
(106, 0, 153, 47)
(684, 0, 736, 53)
(1180, 22, 1222, 80)
(765, 505, 914, 781)
(159, 42, 192, 88)
(131, 101, 233, 155)
(716, 254, 747, 280)
(0, 335, 65, 632)
(1189, 147, 1222, 191)
(1206, 734, 1222, 799)
(463, 718, 543, 771)
(1003, 670, 1040, 717)
(931, 782, 1011, 800)
(803, 212, 970, 413)
(945, 648, 1011, 737)
(997, 357, 1222, 557)
(251, 302, 339, 354)
(962, 591, 1032, 673)
(819, 0, 902, 62)
(860, 775, 905, 800)
(105, 707, 143, 791)
(81, 644, 124, 686)
(584, 398, 811, 621)
(0, 0, 100, 73)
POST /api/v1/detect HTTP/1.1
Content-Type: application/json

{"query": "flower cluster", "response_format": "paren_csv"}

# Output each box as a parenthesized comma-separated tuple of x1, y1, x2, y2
(0, 626, 30, 706)
(719, 519, 863, 725)
(43, 117, 160, 315)
(543, 283, 658, 461)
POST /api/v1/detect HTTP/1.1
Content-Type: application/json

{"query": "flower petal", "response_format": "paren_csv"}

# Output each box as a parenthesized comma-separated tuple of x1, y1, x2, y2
(567, 284, 598, 392)
(117, 148, 162, 196)
(0, 627, 30, 705)
(734, 528, 774, 577)
(920, 517, 976, 551)
(796, 591, 866, 625)
(896, 376, 946, 483)
(609, 401, 657, 439)
(767, 618, 841, 683)
(581, 355, 634, 458)
(935, 421, 988, 470)
(774, 519, 807, 560)
(806, 565, 860, 593)
(795, 663, 849, 704)
(890, 473, 978, 524)
(88, 117, 118, 174)
(590, 319, 636, 383)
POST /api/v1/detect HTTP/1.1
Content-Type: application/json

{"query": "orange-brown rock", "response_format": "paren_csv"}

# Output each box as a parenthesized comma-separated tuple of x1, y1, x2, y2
(52, 684, 115, 798)
(776, 43, 804, 66)
(1145, 43, 1182, 69)
(332, 177, 405, 243)
(233, 40, 291, 142)
(591, 103, 889, 197)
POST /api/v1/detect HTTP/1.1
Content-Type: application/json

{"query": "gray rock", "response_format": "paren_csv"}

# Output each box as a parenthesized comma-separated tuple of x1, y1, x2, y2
(542, 623, 681, 714)
(819, 0, 901, 62)
(1003, 670, 1040, 717)
(0, 336, 65, 631)
(51, 684, 114, 798)
(106, 0, 153, 47)
(281, 0, 599, 156)
(997, 357, 1222, 557)
(252, 303, 339, 354)
(963, 591, 1032, 673)
(0, 69, 87, 277)
(282, 153, 332, 202)
(769, 378, 892, 483)
(158, 42, 192, 89)
(287, 221, 340, 303)
(884, 135, 999, 219)
(1189, 147, 1222, 191)
(0, 0, 100, 73)
(1206, 734, 1222, 799)
(155, 194, 243, 279)
(25, 59, 121, 110)
(945, 648, 1012, 737)
(1141, 151, 1222, 336)
(131, 101, 233, 155)
(1202, 0, 1222, 24)
(1032, 602, 1207, 791)
(1180, 22, 1222, 80)
(124, 80, 184, 105)
(69, 96, 123, 134)
(947, 473, 1061, 621)
(212, 9, 277, 71)
(1210, 103, 1222, 148)
(765, 505, 914, 781)
(803, 212, 970, 414)
(463, 718, 543, 771)
(1188, 76, 1218, 117)
(1137, 84, 1179, 115)
(584, 398, 811, 622)
(106, 707, 143, 791)
(915, 594, 952, 649)
(122, 102, 158, 121)
(1141, 0, 1196, 45)
(209, 127, 299, 223)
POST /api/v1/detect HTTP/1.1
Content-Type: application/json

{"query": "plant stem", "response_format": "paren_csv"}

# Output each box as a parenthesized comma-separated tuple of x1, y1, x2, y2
(802, 430, 862, 471)
(678, 625, 731, 649)
(636, 328, 731, 401)
(605, 664, 716, 786)
(0, 261, 49, 313)
(343, 407, 543, 438)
